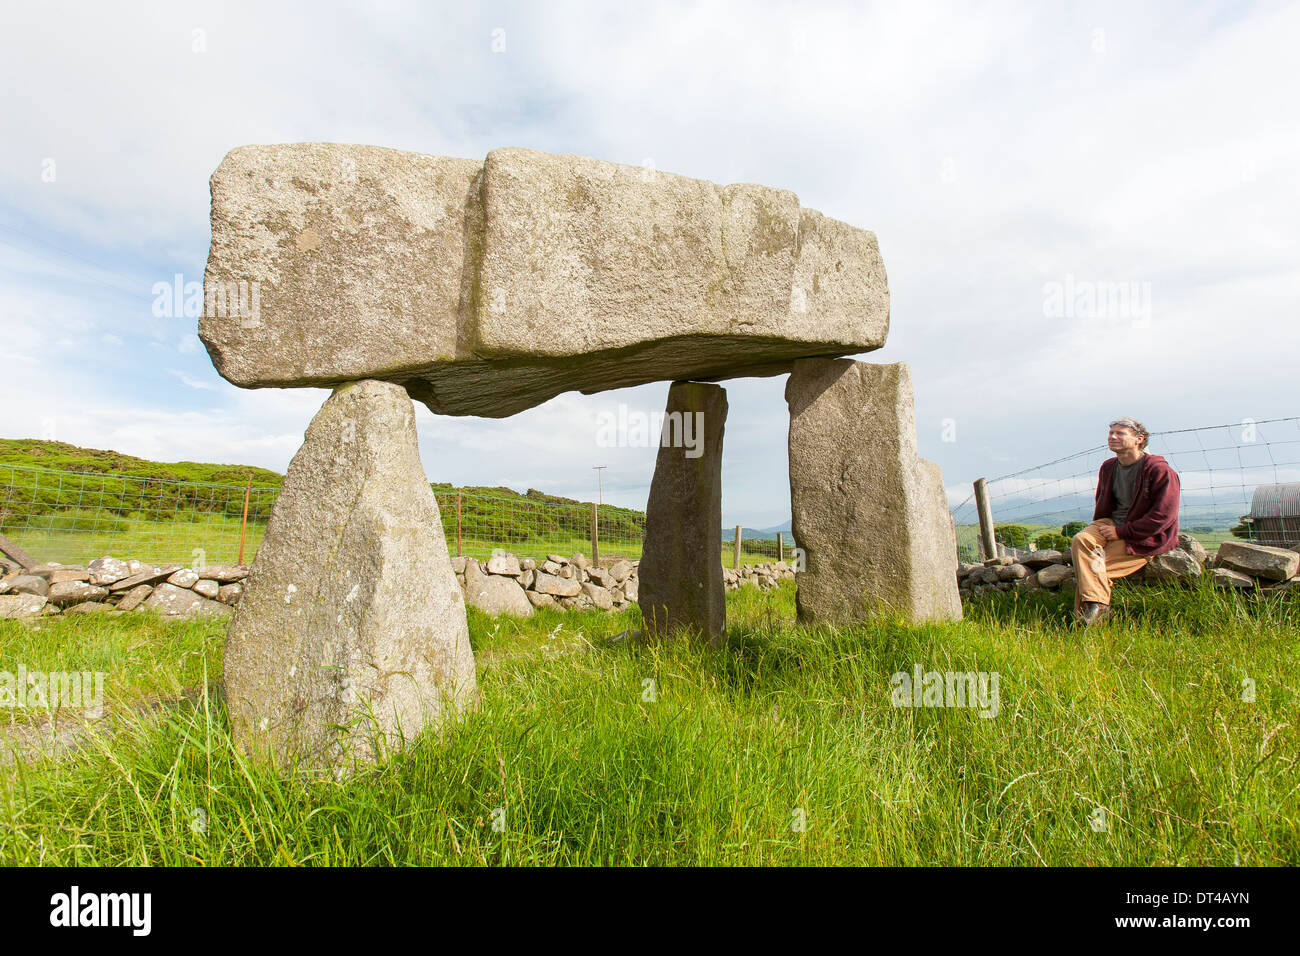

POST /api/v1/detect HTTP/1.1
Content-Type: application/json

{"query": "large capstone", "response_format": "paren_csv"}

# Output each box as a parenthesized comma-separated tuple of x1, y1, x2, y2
(222, 379, 476, 771)
(200, 145, 889, 417)
(786, 359, 962, 625)
(637, 382, 728, 641)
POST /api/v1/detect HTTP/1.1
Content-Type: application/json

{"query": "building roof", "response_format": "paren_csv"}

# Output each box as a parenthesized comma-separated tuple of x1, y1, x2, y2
(1249, 482, 1300, 518)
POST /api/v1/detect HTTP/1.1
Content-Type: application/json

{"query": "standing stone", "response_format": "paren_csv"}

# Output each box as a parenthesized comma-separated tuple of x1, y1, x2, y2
(223, 379, 477, 772)
(786, 359, 962, 625)
(638, 382, 727, 642)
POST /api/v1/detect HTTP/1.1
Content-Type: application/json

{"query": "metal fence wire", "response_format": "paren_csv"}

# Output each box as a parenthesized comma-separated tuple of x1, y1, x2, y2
(949, 416, 1300, 562)
(9, 415, 1290, 571)
(0, 462, 653, 568)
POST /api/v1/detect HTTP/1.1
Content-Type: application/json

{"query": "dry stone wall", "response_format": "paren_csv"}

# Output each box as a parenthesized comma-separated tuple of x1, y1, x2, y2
(0, 556, 245, 619)
(0, 551, 799, 621)
(956, 535, 1300, 599)
(453, 552, 796, 617)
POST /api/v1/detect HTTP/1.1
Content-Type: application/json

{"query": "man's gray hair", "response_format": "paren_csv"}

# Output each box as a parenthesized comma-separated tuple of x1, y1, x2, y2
(1110, 417, 1149, 450)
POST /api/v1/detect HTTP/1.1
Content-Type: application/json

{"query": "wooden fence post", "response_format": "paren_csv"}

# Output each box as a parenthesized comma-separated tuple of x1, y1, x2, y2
(734, 525, 742, 570)
(456, 492, 462, 557)
(591, 502, 600, 566)
(777, 531, 783, 564)
(237, 475, 252, 565)
(973, 478, 997, 561)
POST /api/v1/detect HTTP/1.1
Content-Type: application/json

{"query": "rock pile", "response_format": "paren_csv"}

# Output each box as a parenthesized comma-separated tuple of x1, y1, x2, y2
(452, 552, 640, 616)
(451, 553, 798, 619)
(0, 548, 803, 623)
(957, 549, 1075, 598)
(724, 561, 797, 591)
(0, 556, 247, 619)
(956, 535, 1300, 600)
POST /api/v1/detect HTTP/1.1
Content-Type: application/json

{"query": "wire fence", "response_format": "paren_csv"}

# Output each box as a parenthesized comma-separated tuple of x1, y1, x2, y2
(949, 416, 1300, 562)
(16, 415, 1283, 572)
(0, 460, 805, 570)
(0, 462, 663, 568)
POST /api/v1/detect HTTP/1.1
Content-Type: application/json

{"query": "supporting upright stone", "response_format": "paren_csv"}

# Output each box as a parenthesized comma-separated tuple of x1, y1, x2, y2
(638, 382, 728, 642)
(786, 359, 961, 625)
(223, 379, 477, 772)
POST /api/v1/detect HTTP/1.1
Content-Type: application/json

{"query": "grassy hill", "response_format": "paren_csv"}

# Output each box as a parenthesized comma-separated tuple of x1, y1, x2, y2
(0, 439, 285, 488)
(0, 439, 652, 565)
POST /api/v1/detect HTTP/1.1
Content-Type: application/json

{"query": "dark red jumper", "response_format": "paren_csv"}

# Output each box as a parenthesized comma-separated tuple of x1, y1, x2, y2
(1093, 453, 1181, 556)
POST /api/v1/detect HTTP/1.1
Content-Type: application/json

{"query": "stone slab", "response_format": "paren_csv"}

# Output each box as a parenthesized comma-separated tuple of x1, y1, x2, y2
(786, 358, 961, 624)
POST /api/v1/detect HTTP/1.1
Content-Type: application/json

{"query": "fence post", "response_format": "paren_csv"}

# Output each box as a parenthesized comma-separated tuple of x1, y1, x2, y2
(973, 478, 997, 561)
(590, 502, 600, 566)
(777, 531, 783, 564)
(734, 525, 742, 570)
(237, 475, 252, 565)
(456, 492, 462, 557)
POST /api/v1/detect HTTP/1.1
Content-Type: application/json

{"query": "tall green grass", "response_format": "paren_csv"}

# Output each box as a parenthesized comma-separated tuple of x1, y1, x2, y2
(1, 580, 1296, 865)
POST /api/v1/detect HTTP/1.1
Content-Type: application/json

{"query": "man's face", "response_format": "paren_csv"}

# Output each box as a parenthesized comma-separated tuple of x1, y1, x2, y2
(1107, 424, 1142, 455)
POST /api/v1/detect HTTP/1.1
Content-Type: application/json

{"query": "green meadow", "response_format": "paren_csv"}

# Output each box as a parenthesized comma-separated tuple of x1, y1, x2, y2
(2, 578, 1297, 866)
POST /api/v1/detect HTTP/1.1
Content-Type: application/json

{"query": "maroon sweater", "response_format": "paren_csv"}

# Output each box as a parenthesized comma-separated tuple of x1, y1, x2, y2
(1093, 453, 1181, 556)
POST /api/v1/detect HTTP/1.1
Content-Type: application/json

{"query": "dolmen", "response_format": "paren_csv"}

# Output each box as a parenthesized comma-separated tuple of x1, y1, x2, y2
(201, 145, 959, 771)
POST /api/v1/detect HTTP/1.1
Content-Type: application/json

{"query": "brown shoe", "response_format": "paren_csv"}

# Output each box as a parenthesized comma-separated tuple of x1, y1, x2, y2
(1076, 601, 1111, 626)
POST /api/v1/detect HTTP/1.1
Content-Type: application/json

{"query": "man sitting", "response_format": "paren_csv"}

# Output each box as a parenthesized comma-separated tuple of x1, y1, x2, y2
(1071, 418, 1181, 625)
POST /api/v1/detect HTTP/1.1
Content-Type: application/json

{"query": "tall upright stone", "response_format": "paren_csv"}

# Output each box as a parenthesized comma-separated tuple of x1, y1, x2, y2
(223, 379, 476, 771)
(786, 359, 961, 625)
(638, 382, 728, 642)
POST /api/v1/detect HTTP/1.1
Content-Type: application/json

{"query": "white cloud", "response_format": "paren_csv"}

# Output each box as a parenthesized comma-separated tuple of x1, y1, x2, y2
(0, 0, 1297, 530)
(168, 369, 215, 390)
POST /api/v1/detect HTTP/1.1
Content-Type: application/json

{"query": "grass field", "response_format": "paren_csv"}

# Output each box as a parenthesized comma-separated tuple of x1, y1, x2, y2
(5, 526, 787, 570)
(2, 577, 1297, 866)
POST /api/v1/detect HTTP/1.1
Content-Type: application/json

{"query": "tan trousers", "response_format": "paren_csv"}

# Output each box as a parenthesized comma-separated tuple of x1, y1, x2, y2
(1070, 519, 1151, 611)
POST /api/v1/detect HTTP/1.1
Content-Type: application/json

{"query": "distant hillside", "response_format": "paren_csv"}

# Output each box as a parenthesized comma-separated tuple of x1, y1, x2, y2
(0, 439, 285, 488)
(0, 438, 640, 519)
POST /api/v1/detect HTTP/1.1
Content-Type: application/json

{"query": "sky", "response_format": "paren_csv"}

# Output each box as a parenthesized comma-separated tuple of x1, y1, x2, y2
(1, 0, 1297, 529)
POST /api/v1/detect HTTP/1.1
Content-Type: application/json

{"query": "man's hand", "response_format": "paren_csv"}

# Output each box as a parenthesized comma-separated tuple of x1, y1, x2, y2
(1098, 524, 1120, 542)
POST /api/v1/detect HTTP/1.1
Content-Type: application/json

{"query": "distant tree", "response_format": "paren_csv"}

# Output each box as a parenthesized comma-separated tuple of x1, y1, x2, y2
(994, 524, 1032, 549)
(1229, 515, 1255, 540)
(1061, 520, 1087, 538)
(1034, 532, 1071, 552)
